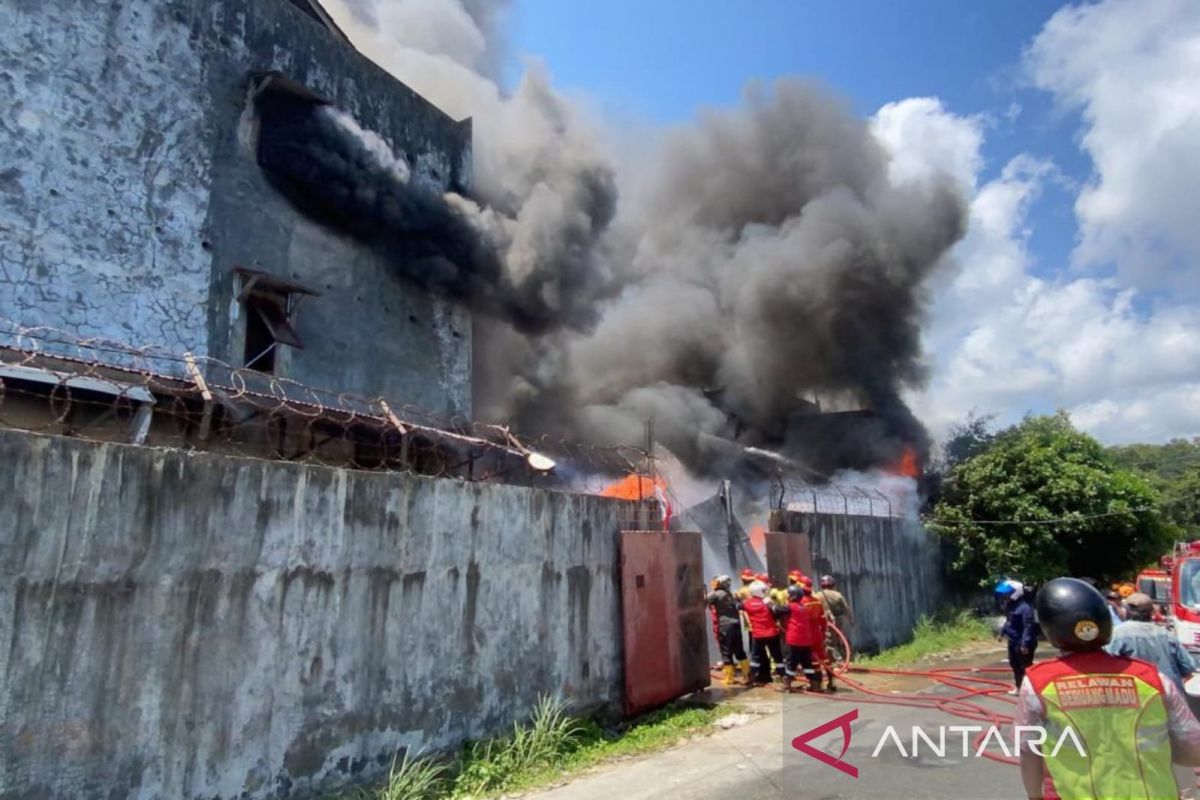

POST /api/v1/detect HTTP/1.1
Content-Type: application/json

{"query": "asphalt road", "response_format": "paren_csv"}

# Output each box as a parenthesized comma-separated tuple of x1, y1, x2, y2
(528, 654, 1027, 800)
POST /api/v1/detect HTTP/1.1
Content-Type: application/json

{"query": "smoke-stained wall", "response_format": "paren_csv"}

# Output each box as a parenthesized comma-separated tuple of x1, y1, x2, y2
(0, 430, 627, 800)
(0, 0, 473, 416)
(770, 510, 946, 653)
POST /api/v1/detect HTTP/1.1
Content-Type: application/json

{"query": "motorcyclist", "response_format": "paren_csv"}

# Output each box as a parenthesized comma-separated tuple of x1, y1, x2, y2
(1016, 577, 1200, 800)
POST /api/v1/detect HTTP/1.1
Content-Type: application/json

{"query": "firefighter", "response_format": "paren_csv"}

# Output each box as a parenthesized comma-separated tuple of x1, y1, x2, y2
(740, 581, 785, 686)
(815, 575, 854, 631)
(779, 583, 822, 692)
(1017, 577, 1200, 800)
(706, 575, 749, 686)
(997, 578, 1038, 693)
(736, 568, 757, 654)
(766, 572, 790, 607)
(802, 576, 836, 691)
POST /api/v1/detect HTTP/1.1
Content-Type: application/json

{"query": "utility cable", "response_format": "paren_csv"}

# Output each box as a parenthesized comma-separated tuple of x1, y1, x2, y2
(930, 507, 1154, 526)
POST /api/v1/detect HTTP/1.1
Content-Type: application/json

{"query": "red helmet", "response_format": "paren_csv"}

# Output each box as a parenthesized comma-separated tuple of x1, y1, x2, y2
(755, 572, 771, 585)
(739, 568, 756, 581)
(787, 569, 807, 585)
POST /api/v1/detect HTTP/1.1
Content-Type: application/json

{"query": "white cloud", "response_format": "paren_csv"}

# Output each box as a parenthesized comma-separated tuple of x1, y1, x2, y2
(876, 93, 1200, 444)
(871, 97, 984, 194)
(1026, 0, 1200, 292)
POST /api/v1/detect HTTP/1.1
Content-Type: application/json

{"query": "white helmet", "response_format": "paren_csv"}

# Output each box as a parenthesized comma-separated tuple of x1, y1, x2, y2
(748, 581, 767, 598)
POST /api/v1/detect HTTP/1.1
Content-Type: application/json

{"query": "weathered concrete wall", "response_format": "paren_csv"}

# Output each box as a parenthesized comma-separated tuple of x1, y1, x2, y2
(0, 0, 473, 416)
(772, 511, 946, 653)
(0, 0, 214, 352)
(0, 430, 626, 799)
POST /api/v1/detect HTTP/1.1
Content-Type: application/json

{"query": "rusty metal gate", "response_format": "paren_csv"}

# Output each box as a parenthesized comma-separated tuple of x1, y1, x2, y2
(619, 530, 709, 716)
(765, 530, 814, 588)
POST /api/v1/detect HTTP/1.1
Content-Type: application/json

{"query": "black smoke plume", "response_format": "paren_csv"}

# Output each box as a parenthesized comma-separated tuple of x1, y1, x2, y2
(254, 84, 614, 335)
(496, 82, 967, 478)
(260, 0, 972, 478)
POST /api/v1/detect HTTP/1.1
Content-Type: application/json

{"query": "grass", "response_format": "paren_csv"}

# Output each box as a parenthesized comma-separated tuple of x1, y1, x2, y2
(855, 609, 994, 669)
(347, 697, 726, 800)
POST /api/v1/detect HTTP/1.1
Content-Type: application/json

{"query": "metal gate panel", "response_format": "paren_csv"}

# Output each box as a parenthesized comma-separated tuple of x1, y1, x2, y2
(619, 530, 710, 716)
(765, 531, 814, 588)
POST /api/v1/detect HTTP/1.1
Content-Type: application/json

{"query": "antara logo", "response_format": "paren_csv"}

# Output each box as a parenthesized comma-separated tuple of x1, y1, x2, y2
(871, 724, 1086, 760)
(791, 709, 859, 778)
(791, 709, 1087, 777)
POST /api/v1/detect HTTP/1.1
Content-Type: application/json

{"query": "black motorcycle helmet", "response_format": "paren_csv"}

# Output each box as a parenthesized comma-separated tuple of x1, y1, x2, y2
(787, 584, 806, 602)
(1036, 577, 1113, 652)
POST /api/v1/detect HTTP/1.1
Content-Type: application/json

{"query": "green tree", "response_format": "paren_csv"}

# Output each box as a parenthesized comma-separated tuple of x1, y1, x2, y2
(1109, 438, 1200, 535)
(930, 412, 1174, 586)
(940, 411, 997, 471)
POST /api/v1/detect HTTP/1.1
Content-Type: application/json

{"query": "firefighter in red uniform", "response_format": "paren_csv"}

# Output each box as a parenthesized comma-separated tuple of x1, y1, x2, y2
(780, 583, 823, 692)
(740, 581, 785, 685)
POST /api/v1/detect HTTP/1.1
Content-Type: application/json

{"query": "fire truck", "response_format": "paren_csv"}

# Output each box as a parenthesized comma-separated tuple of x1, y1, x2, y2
(1169, 541, 1200, 653)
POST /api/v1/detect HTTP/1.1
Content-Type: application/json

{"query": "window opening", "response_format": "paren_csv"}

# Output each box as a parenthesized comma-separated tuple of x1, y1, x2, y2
(234, 267, 321, 375)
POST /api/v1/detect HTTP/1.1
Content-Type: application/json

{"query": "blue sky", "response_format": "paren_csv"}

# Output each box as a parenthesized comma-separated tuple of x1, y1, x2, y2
(329, 0, 1200, 444)
(509, 0, 1083, 281)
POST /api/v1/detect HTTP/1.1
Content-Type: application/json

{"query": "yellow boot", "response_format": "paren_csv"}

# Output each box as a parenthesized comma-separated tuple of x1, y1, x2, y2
(738, 660, 751, 685)
(721, 664, 736, 687)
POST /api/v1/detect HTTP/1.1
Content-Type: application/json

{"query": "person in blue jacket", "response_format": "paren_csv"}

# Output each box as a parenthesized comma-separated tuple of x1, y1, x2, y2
(996, 579, 1038, 693)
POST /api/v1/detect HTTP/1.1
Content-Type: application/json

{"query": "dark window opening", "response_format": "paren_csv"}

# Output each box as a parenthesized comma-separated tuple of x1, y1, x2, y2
(234, 267, 321, 375)
(243, 296, 280, 373)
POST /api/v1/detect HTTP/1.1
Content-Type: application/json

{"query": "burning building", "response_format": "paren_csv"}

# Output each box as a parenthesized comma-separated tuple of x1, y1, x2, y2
(0, 0, 475, 418)
(1, 0, 966, 484)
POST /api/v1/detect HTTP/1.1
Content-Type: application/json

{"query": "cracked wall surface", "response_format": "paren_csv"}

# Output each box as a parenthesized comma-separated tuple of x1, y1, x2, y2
(0, 0, 473, 417)
(0, 0, 213, 353)
(0, 431, 624, 799)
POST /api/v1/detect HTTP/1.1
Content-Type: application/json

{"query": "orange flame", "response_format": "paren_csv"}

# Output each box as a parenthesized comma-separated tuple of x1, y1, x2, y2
(891, 446, 920, 478)
(599, 473, 668, 501)
(749, 523, 767, 555)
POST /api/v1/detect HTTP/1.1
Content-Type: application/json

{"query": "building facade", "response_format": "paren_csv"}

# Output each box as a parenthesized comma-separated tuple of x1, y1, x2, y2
(0, 0, 473, 417)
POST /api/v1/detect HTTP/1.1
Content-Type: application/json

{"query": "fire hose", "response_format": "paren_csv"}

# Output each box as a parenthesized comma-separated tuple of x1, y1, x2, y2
(820, 620, 1022, 765)
(709, 622, 1021, 763)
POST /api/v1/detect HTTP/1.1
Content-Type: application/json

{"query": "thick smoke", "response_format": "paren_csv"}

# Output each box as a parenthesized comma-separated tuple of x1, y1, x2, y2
(503, 83, 965, 475)
(255, 83, 615, 335)
(303, 3, 968, 477)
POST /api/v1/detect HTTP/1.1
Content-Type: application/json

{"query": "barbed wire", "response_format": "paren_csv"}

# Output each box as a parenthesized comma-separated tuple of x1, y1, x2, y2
(0, 318, 649, 489)
(772, 474, 908, 518)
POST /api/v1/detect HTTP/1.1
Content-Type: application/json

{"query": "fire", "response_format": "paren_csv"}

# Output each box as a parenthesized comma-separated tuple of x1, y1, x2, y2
(599, 473, 669, 501)
(891, 445, 920, 478)
(600, 473, 673, 531)
(749, 523, 767, 556)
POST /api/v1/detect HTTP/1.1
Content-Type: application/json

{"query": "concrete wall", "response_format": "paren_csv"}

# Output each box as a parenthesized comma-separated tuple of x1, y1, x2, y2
(771, 511, 946, 653)
(0, 0, 473, 416)
(0, 430, 627, 800)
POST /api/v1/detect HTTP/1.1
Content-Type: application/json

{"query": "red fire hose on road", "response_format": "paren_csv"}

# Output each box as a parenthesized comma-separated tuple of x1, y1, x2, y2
(819, 621, 1022, 766)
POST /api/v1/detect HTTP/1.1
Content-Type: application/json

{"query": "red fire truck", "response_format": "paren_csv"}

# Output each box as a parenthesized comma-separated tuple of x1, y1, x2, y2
(1169, 541, 1200, 653)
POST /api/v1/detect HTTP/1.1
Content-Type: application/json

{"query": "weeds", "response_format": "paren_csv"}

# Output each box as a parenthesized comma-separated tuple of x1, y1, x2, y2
(453, 695, 582, 796)
(348, 698, 724, 800)
(856, 609, 993, 668)
(364, 751, 448, 800)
